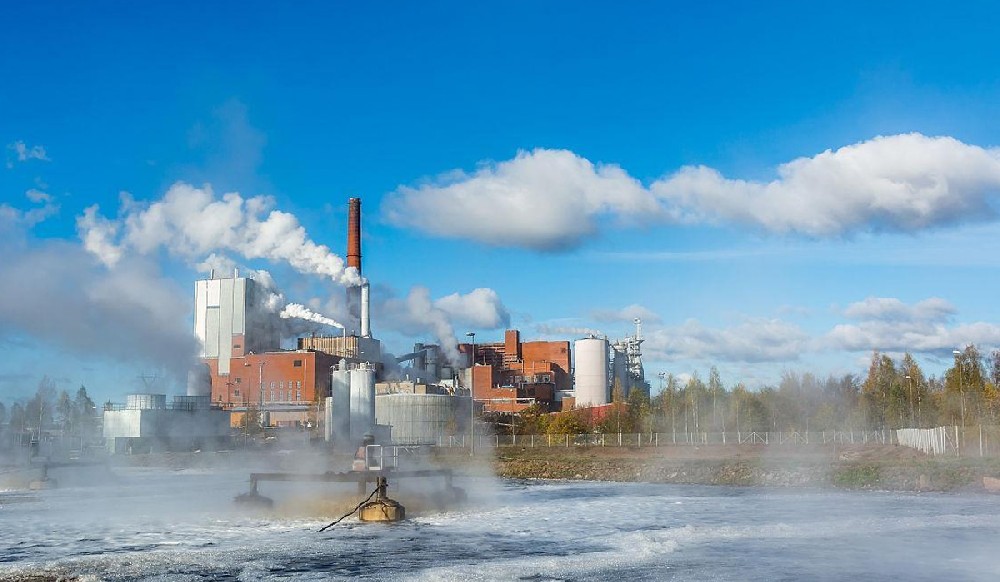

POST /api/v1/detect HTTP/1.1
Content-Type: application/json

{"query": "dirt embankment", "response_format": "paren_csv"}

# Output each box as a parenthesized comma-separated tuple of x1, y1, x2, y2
(436, 444, 1000, 492)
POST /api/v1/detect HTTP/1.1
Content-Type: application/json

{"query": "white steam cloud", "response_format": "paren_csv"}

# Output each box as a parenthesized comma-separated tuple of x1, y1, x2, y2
(434, 288, 511, 329)
(0, 231, 198, 384)
(379, 286, 510, 364)
(280, 303, 344, 329)
(384, 134, 1000, 249)
(77, 182, 361, 286)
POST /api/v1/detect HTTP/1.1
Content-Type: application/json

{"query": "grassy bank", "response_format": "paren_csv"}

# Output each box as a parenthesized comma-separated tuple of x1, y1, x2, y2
(436, 444, 1000, 492)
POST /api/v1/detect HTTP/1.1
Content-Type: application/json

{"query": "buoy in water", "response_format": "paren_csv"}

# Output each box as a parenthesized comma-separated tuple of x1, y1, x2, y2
(359, 477, 405, 522)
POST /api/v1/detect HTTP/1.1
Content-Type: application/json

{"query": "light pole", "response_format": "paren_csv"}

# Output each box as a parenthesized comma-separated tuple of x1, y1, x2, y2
(954, 349, 965, 429)
(466, 331, 476, 456)
(905, 374, 913, 427)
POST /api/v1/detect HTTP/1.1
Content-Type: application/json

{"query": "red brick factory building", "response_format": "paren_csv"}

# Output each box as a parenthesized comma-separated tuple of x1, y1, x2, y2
(460, 330, 572, 413)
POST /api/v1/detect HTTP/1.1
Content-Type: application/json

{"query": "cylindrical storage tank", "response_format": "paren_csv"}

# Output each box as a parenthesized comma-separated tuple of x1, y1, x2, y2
(574, 337, 609, 407)
(349, 366, 376, 442)
(375, 393, 465, 445)
(330, 367, 351, 445)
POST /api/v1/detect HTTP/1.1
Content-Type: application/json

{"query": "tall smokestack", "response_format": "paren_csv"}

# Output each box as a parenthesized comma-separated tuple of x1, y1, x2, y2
(347, 197, 361, 273)
(346, 198, 363, 330)
(360, 281, 371, 338)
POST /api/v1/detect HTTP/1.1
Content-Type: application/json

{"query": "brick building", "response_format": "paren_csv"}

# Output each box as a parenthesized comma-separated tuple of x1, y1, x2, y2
(461, 330, 571, 413)
(207, 349, 338, 427)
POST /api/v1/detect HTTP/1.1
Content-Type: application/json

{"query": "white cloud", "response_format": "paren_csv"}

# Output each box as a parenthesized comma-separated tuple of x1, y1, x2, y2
(592, 303, 662, 324)
(377, 286, 510, 365)
(652, 133, 1000, 235)
(0, 190, 59, 228)
(434, 287, 511, 329)
(6, 141, 50, 167)
(826, 296, 1000, 353)
(841, 297, 955, 322)
(535, 323, 604, 338)
(383, 134, 1000, 249)
(382, 148, 658, 250)
(645, 318, 811, 363)
(25, 189, 52, 203)
(77, 205, 123, 267)
(76, 182, 361, 286)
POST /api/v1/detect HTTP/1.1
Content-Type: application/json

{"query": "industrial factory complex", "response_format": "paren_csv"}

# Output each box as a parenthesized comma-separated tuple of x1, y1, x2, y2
(101, 198, 651, 452)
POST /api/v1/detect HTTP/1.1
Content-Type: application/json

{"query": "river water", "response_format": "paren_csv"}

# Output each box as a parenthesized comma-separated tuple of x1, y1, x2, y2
(1, 465, 999, 581)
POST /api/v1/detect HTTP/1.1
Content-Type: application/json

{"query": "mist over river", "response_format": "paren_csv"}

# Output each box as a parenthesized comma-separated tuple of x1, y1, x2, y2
(2, 465, 999, 581)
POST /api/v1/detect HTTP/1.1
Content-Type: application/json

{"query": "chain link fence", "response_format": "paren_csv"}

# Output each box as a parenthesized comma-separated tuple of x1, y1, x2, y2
(436, 425, 1000, 457)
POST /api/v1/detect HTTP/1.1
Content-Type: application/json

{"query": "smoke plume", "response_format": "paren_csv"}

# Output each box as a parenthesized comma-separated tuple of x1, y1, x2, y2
(77, 182, 361, 286)
(280, 303, 344, 329)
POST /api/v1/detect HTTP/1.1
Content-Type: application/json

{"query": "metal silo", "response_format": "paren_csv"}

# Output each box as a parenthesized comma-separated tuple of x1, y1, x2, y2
(574, 336, 609, 407)
(349, 365, 376, 441)
(375, 393, 465, 445)
(327, 362, 351, 445)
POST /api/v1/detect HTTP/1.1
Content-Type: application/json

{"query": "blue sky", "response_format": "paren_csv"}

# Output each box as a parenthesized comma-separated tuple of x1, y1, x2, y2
(3, 1, 1000, 402)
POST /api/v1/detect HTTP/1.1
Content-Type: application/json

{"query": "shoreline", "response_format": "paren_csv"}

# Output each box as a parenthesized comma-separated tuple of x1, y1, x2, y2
(445, 443, 1000, 492)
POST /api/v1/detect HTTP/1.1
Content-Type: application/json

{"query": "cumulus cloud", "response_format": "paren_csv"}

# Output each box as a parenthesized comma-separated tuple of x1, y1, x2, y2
(645, 318, 811, 363)
(653, 133, 1000, 235)
(383, 134, 1000, 249)
(434, 287, 511, 328)
(826, 296, 1000, 353)
(383, 148, 658, 250)
(592, 303, 662, 324)
(76, 182, 361, 286)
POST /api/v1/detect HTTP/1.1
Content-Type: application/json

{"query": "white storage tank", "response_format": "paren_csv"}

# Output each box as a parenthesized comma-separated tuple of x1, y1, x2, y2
(326, 362, 352, 445)
(349, 365, 376, 441)
(375, 393, 466, 445)
(574, 336, 609, 407)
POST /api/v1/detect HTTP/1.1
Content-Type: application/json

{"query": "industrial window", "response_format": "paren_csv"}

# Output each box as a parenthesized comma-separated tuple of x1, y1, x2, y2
(270, 381, 276, 390)
(234, 389, 240, 397)
(279, 390, 284, 401)
(235, 377, 242, 384)
(297, 381, 302, 390)
(280, 381, 285, 391)
(296, 389, 301, 400)
(270, 390, 275, 401)
(233, 343, 241, 349)
(293, 359, 303, 367)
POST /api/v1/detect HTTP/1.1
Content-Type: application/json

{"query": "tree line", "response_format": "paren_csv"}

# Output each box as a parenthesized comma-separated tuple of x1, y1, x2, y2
(0, 376, 100, 446)
(512, 345, 1000, 435)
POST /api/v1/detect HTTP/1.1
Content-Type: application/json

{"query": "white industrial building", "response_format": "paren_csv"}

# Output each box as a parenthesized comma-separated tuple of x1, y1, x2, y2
(193, 272, 279, 380)
(103, 394, 230, 454)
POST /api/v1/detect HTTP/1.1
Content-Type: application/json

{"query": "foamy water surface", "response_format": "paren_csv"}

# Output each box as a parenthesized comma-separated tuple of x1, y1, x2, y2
(1, 465, 999, 581)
